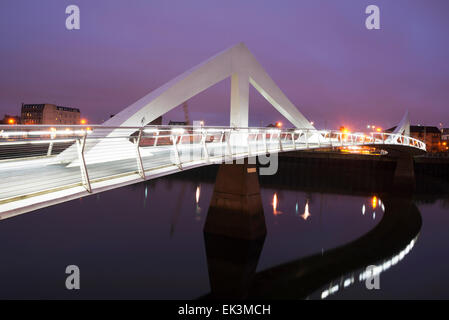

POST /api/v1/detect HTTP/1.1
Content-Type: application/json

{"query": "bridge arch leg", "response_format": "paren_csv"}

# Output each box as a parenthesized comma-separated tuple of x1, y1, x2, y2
(230, 72, 249, 127)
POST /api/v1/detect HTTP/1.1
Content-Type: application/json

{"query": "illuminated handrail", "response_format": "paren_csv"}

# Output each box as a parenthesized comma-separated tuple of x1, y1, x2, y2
(0, 125, 426, 218)
(0, 125, 427, 152)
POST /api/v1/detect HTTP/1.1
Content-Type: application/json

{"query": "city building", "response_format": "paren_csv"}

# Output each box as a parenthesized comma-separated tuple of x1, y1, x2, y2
(442, 128, 449, 141)
(387, 125, 442, 153)
(21, 103, 81, 125)
(0, 114, 20, 125)
(441, 128, 449, 151)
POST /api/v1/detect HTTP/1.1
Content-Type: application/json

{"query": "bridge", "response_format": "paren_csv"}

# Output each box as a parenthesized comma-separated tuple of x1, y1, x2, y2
(0, 43, 425, 219)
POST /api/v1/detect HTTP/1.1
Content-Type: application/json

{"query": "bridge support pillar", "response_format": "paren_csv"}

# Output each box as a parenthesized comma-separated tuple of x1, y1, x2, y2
(393, 153, 415, 192)
(204, 159, 266, 240)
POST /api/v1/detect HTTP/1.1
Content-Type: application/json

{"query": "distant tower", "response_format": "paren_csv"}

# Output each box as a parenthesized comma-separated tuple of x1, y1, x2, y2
(182, 101, 190, 125)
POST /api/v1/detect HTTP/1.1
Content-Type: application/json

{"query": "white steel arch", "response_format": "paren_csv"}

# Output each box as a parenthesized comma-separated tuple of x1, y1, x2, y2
(103, 42, 314, 129)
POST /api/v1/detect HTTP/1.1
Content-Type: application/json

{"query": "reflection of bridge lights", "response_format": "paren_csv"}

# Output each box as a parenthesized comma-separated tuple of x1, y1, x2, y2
(373, 211, 376, 220)
(301, 200, 311, 220)
(362, 204, 366, 215)
(195, 185, 202, 218)
(195, 185, 201, 204)
(372, 196, 377, 209)
(321, 235, 419, 299)
(272, 193, 278, 213)
(272, 193, 281, 215)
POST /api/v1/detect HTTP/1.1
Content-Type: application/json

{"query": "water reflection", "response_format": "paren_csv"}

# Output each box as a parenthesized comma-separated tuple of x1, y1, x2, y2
(301, 200, 311, 221)
(245, 197, 422, 299)
(195, 185, 201, 219)
(320, 234, 419, 299)
(272, 193, 281, 215)
(1, 158, 447, 299)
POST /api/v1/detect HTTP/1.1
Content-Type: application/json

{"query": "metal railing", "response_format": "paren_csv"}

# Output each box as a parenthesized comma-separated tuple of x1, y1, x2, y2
(0, 125, 426, 213)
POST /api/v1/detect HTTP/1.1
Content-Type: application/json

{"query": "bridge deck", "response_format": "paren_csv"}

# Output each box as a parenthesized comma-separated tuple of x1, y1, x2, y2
(0, 125, 426, 219)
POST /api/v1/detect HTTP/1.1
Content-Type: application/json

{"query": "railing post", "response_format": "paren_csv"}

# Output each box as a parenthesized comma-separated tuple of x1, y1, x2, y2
(291, 132, 296, 150)
(278, 131, 283, 152)
(247, 132, 252, 157)
(153, 132, 159, 147)
(226, 130, 232, 158)
(202, 131, 210, 163)
(76, 131, 92, 193)
(172, 135, 182, 169)
(306, 130, 309, 149)
(329, 131, 333, 148)
(263, 131, 268, 153)
(317, 131, 321, 148)
(135, 128, 145, 179)
(219, 130, 225, 158)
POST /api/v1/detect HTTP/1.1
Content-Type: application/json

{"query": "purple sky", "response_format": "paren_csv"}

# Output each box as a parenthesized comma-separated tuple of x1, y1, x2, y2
(1, 0, 448, 130)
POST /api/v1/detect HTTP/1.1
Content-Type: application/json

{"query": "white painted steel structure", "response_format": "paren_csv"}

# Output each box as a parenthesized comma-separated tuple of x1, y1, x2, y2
(0, 125, 425, 219)
(0, 43, 426, 219)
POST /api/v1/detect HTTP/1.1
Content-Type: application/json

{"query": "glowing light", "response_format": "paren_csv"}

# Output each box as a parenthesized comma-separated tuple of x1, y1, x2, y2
(275, 121, 283, 128)
(272, 193, 281, 215)
(301, 200, 311, 220)
(372, 196, 377, 209)
(376, 128, 381, 132)
(362, 204, 366, 215)
(80, 119, 87, 125)
(7, 118, 15, 124)
(195, 185, 201, 204)
(310, 121, 314, 126)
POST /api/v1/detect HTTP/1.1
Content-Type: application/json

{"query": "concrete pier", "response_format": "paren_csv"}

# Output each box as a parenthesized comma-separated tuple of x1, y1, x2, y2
(393, 153, 416, 192)
(204, 160, 266, 240)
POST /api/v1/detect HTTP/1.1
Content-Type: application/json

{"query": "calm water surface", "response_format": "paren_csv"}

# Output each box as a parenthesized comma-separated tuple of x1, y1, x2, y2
(0, 165, 448, 299)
